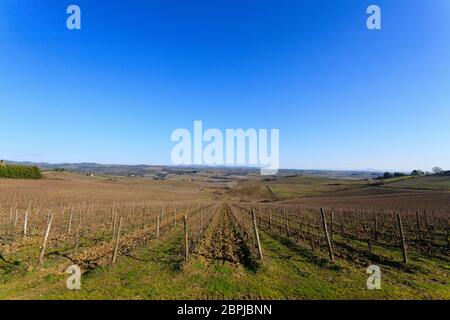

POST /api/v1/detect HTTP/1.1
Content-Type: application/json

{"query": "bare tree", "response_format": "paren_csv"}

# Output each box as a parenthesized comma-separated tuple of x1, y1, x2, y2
(432, 167, 444, 174)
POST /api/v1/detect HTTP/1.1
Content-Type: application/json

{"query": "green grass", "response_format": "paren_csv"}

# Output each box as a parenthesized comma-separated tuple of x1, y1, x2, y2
(1, 228, 448, 300)
(269, 175, 450, 199)
(269, 176, 366, 199)
(382, 175, 450, 191)
(371, 176, 415, 184)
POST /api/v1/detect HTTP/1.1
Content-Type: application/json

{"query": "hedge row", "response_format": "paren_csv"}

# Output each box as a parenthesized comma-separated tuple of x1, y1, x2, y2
(0, 165, 42, 179)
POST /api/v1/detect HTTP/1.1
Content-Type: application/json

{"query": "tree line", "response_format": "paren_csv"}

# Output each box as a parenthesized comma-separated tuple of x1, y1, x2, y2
(377, 167, 448, 180)
(0, 164, 42, 179)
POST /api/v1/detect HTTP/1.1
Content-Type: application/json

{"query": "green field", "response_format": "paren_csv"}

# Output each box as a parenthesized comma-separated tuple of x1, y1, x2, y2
(268, 175, 450, 200)
(383, 175, 450, 191)
(268, 176, 366, 199)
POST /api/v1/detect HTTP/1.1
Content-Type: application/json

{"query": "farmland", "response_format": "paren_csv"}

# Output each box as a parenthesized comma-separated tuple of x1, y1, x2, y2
(0, 171, 449, 299)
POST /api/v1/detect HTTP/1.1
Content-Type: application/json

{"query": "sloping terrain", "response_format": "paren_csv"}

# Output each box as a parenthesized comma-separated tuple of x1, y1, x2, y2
(0, 172, 449, 300)
(382, 175, 450, 191)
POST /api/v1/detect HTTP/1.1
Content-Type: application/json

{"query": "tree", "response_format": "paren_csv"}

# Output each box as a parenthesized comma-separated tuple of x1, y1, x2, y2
(383, 172, 394, 179)
(432, 167, 444, 174)
(411, 170, 424, 176)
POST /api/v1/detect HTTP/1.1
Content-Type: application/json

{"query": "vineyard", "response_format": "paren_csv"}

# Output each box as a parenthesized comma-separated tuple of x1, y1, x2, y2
(0, 197, 215, 271)
(232, 203, 449, 265)
(0, 173, 449, 299)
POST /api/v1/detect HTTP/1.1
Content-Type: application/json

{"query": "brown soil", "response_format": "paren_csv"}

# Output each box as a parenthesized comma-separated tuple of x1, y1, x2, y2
(195, 204, 251, 266)
(225, 183, 276, 201)
(299, 191, 450, 211)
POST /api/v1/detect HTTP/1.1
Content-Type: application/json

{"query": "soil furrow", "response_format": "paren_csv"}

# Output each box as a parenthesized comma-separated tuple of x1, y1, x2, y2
(195, 204, 250, 266)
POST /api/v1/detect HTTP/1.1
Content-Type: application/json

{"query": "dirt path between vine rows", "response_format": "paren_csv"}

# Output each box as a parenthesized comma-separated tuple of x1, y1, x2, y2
(195, 204, 251, 266)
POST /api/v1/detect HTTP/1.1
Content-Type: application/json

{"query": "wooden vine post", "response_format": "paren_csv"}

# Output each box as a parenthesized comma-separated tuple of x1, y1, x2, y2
(14, 209, 19, 227)
(397, 213, 408, 264)
(23, 207, 29, 238)
(156, 215, 160, 239)
(174, 211, 177, 228)
(285, 211, 290, 237)
(74, 212, 82, 252)
(112, 217, 123, 265)
(365, 211, 372, 253)
(320, 208, 334, 261)
(423, 210, 430, 232)
(268, 210, 272, 230)
(112, 210, 118, 237)
(67, 209, 73, 235)
(373, 213, 378, 241)
(362, 211, 367, 232)
(416, 211, 422, 240)
(200, 210, 203, 232)
(252, 209, 264, 262)
(184, 215, 189, 262)
(110, 205, 115, 231)
(9, 205, 13, 224)
(39, 212, 53, 266)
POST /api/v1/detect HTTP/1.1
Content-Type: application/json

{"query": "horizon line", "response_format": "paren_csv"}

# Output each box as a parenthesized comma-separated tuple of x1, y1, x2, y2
(4, 159, 434, 174)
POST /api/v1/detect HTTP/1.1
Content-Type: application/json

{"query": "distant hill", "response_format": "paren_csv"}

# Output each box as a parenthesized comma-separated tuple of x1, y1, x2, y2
(4, 160, 382, 180)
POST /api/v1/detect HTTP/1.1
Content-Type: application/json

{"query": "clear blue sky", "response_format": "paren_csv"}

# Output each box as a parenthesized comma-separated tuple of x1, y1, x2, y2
(0, 0, 449, 171)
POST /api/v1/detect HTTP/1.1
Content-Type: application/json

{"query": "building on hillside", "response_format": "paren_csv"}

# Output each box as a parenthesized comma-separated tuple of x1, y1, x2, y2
(0, 160, 5, 167)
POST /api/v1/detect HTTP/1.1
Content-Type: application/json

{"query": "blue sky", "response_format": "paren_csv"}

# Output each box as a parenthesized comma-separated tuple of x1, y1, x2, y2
(0, 0, 449, 171)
